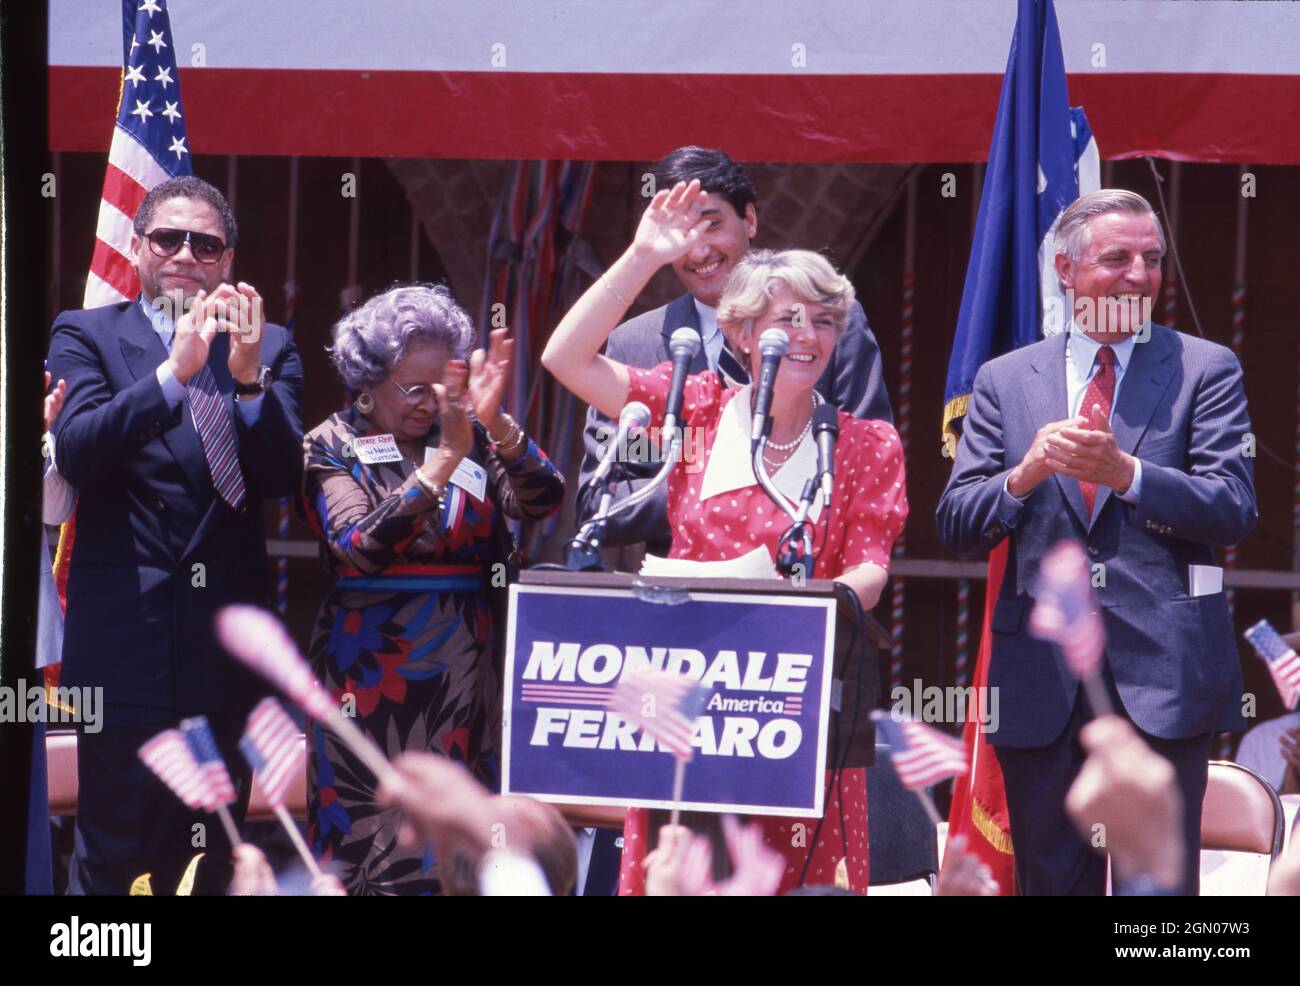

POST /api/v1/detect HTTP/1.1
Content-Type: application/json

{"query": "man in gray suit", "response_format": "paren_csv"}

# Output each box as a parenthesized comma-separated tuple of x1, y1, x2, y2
(576, 147, 892, 554)
(936, 189, 1257, 894)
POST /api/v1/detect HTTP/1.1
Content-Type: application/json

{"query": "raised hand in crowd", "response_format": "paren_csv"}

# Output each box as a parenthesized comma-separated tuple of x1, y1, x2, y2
(379, 751, 499, 854)
(936, 834, 999, 896)
(309, 872, 348, 896)
(643, 824, 715, 897)
(1065, 715, 1184, 891)
(229, 844, 279, 897)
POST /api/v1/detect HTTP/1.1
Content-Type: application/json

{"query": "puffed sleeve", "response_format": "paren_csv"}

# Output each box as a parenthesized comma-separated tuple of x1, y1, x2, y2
(625, 362, 722, 425)
(838, 419, 909, 571)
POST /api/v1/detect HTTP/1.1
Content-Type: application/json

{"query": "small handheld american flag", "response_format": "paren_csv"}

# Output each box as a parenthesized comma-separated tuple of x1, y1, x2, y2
(139, 729, 209, 811)
(1030, 539, 1104, 679)
(1244, 619, 1300, 711)
(608, 667, 710, 761)
(240, 698, 305, 810)
(871, 712, 968, 790)
(216, 605, 337, 721)
(179, 716, 238, 810)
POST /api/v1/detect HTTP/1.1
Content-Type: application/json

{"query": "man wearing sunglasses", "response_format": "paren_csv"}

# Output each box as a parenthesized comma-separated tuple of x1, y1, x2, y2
(46, 175, 304, 895)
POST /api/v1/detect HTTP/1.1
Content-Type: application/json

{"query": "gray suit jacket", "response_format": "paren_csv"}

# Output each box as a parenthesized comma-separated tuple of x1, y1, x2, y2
(577, 292, 893, 550)
(936, 325, 1257, 746)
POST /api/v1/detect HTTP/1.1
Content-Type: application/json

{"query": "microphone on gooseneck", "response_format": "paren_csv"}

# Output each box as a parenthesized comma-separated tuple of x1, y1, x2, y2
(813, 403, 839, 506)
(663, 327, 702, 437)
(588, 401, 652, 490)
(750, 328, 790, 454)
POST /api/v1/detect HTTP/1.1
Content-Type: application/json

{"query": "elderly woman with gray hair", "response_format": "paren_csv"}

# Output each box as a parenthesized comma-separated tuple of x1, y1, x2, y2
(302, 283, 564, 895)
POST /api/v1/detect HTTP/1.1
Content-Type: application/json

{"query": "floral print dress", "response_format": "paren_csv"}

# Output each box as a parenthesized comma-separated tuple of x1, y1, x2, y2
(301, 407, 564, 895)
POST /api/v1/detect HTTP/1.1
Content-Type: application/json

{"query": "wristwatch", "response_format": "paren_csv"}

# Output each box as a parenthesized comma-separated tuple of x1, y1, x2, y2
(234, 365, 271, 400)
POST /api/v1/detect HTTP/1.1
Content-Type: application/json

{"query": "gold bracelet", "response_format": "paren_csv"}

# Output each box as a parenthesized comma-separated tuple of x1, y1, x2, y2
(492, 413, 527, 456)
(413, 469, 446, 507)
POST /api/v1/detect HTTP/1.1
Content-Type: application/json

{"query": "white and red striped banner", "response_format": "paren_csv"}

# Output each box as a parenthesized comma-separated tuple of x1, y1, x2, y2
(49, 0, 1300, 164)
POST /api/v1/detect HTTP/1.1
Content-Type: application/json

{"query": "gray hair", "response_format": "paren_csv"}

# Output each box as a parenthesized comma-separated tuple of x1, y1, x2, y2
(329, 283, 475, 391)
(717, 249, 855, 337)
(1053, 188, 1166, 261)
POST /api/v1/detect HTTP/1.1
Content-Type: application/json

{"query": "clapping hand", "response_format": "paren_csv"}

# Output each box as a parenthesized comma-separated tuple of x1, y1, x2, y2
(167, 289, 221, 384)
(632, 179, 711, 268)
(1044, 402, 1136, 494)
(429, 359, 474, 465)
(468, 328, 513, 434)
(208, 282, 265, 386)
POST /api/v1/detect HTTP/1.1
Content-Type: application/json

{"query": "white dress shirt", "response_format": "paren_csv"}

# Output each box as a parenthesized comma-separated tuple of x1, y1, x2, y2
(693, 298, 725, 372)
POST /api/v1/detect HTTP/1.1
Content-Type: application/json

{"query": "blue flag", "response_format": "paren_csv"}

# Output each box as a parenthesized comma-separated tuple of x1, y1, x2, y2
(942, 0, 1098, 451)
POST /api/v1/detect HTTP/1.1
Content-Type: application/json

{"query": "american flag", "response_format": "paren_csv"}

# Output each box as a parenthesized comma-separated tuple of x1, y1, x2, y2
(239, 698, 305, 810)
(871, 712, 968, 790)
(84, 0, 192, 307)
(138, 729, 208, 810)
(179, 716, 237, 810)
(54, 0, 193, 633)
(1029, 539, 1105, 679)
(1244, 619, 1300, 711)
(216, 605, 338, 722)
(607, 668, 710, 761)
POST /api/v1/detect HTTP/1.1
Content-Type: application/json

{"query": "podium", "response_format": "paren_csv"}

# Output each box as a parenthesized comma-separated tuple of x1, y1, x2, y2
(503, 569, 887, 821)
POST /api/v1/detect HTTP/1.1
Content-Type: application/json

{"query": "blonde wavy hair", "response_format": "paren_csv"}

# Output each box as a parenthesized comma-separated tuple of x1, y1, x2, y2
(716, 249, 855, 340)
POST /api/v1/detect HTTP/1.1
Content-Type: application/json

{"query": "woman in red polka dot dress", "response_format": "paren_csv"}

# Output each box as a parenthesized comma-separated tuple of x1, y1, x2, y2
(542, 180, 907, 894)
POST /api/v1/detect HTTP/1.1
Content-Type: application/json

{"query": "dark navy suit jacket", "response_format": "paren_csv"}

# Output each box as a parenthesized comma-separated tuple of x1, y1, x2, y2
(47, 300, 304, 718)
(936, 325, 1256, 747)
(576, 292, 892, 548)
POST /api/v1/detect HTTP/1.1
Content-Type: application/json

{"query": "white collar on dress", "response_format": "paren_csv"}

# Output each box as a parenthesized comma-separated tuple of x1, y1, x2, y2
(697, 384, 824, 523)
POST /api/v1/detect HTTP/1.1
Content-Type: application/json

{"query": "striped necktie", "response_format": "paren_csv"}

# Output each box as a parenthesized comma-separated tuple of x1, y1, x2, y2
(188, 363, 247, 509)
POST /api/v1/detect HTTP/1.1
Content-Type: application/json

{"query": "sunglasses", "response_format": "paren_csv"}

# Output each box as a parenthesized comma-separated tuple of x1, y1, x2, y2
(144, 227, 228, 264)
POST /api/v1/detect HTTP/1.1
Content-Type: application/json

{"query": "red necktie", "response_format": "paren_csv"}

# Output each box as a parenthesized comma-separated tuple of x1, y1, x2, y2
(1078, 345, 1116, 517)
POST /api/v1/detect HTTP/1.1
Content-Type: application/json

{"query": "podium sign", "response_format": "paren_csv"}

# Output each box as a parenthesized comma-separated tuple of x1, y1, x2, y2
(502, 582, 836, 817)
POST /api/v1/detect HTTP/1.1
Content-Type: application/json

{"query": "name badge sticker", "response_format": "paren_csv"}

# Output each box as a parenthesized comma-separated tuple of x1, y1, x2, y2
(424, 447, 489, 502)
(353, 434, 402, 465)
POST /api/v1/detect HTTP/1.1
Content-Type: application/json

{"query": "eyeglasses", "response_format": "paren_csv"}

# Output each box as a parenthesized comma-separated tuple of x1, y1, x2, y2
(386, 377, 436, 404)
(144, 227, 228, 264)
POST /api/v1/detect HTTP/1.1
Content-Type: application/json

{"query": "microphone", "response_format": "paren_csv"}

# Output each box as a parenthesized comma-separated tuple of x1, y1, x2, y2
(663, 327, 702, 435)
(750, 328, 790, 453)
(588, 401, 652, 489)
(812, 403, 839, 506)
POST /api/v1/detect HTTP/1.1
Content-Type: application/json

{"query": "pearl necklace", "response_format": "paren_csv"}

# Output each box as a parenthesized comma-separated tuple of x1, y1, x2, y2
(763, 394, 818, 451)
